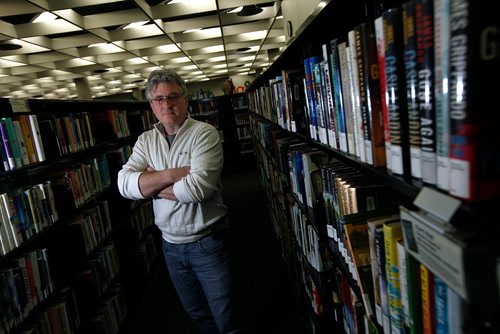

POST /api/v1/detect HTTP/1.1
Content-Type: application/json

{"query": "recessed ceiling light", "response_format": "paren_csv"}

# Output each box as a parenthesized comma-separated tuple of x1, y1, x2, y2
(236, 47, 251, 52)
(237, 5, 263, 17)
(0, 43, 22, 51)
(93, 69, 109, 74)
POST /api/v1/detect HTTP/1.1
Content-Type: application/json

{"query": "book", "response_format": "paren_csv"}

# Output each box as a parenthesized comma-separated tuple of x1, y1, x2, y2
(38, 118, 63, 159)
(343, 221, 376, 322)
(406, 252, 423, 334)
(355, 22, 386, 167)
(284, 68, 308, 136)
(28, 114, 46, 162)
(396, 239, 410, 332)
(301, 148, 332, 210)
(337, 41, 353, 154)
(374, 15, 392, 170)
(0, 119, 16, 170)
(2, 117, 24, 168)
(402, 0, 423, 180)
(367, 214, 399, 328)
(12, 120, 30, 166)
(383, 219, 404, 334)
(0, 198, 14, 255)
(434, 274, 448, 334)
(13, 256, 34, 318)
(415, 0, 437, 185)
(434, 0, 451, 191)
(16, 115, 38, 164)
(321, 43, 338, 150)
(0, 137, 8, 172)
(382, 7, 411, 179)
(448, 0, 500, 201)
(420, 263, 436, 334)
(347, 29, 363, 161)
(303, 56, 320, 141)
(0, 192, 23, 248)
(330, 38, 348, 153)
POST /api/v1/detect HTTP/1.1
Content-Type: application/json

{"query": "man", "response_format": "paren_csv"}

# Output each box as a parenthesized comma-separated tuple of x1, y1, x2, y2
(117, 69, 246, 333)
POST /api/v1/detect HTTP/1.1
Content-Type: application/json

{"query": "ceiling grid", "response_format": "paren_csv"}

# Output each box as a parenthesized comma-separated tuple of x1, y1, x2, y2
(0, 0, 285, 99)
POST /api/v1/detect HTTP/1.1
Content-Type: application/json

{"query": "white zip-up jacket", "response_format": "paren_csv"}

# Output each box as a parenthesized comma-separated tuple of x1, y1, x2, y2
(117, 116, 227, 244)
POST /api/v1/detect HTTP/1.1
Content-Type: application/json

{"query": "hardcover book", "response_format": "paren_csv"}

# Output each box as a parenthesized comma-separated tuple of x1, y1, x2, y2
(434, 0, 451, 191)
(402, 0, 423, 181)
(415, 0, 437, 185)
(382, 7, 411, 179)
(448, 0, 500, 201)
(355, 22, 386, 167)
(383, 219, 404, 334)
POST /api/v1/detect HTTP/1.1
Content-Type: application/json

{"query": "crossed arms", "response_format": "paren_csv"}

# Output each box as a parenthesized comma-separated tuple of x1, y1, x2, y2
(139, 166, 190, 200)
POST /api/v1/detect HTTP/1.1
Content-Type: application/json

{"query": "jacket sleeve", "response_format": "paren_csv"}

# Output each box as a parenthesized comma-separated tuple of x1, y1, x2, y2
(173, 125, 223, 203)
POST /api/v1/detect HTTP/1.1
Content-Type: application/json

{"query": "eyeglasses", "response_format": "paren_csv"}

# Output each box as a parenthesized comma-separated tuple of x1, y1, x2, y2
(151, 94, 184, 105)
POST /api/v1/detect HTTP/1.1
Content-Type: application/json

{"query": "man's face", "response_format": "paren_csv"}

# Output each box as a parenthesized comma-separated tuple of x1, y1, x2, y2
(149, 81, 188, 131)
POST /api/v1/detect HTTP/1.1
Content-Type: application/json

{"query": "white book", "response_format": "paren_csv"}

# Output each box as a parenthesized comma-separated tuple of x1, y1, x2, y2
(28, 114, 46, 162)
(0, 192, 22, 248)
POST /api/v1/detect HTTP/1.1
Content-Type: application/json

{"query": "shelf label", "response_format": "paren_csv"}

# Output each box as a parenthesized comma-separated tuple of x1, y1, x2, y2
(9, 98, 30, 113)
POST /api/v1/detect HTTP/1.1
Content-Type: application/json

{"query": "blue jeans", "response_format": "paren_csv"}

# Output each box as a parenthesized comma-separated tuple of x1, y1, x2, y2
(162, 230, 247, 334)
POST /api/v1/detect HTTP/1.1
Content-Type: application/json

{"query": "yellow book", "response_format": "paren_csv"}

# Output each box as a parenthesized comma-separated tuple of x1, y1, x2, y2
(383, 220, 404, 334)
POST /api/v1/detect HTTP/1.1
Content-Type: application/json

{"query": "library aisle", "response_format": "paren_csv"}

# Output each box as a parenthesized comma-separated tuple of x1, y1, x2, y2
(119, 162, 305, 334)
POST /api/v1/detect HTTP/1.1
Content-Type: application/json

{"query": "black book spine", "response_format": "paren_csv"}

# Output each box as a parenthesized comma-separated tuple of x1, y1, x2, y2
(448, 0, 500, 201)
(416, 0, 437, 185)
(402, 0, 422, 181)
(383, 7, 411, 180)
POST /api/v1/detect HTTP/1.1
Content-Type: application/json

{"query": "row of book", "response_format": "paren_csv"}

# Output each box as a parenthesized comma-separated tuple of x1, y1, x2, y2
(248, 0, 500, 202)
(0, 181, 58, 255)
(251, 114, 499, 333)
(0, 108, 143, 173)
(49, 154, 112, 210)
(0, 249, 53, 333)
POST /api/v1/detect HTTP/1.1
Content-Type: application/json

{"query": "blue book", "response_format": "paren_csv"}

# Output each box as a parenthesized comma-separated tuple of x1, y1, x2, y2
(434, 275, 449, 334)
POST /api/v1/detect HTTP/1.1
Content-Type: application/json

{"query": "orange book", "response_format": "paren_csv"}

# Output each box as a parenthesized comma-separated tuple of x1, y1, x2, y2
(420, 263, 436, 334)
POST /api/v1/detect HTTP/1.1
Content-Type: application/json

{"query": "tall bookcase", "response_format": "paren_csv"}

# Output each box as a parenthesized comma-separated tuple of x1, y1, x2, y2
(0, 98, 159, 333)
(247, 0, 499, 333)
(189, 93, 254, 171)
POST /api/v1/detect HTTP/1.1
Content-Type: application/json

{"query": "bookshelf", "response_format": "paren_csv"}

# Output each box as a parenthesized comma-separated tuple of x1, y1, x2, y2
(189, 93, 254, 171)
(0, 98, 159, 333)
(247, 0, 500, 333)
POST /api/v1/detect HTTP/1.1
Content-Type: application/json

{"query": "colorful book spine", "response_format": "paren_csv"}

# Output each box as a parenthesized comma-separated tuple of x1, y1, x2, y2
(330, 38, 348, 153)
(347, 29, 364, 161)
(448, 0, 500, 201)
(384, 220, 404, 334)
(434, 0, 451, 191)
(402, 0, 423, 181)
(2, 117, 23, 168)
(434, 275, 449, 334)
(416, 0, 437, 186)
(374, 15, 392, 170)
(356, 21, 386, 167)
(0, 119, 16, 170)
(420, 263, 436, 334)
(383, 7, 411, 179)
(304, 56, 320, 141)
(17, 115, 38, 164)
(28, 114, 46, 162)
(337, 41, 353, 154)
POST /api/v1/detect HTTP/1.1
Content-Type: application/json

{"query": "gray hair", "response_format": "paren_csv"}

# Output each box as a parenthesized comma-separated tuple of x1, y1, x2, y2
(145, 69, 188, 101)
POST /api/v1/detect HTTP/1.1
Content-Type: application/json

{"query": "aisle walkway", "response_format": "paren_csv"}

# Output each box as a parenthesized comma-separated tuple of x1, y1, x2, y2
(120, 164, 305, 333)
